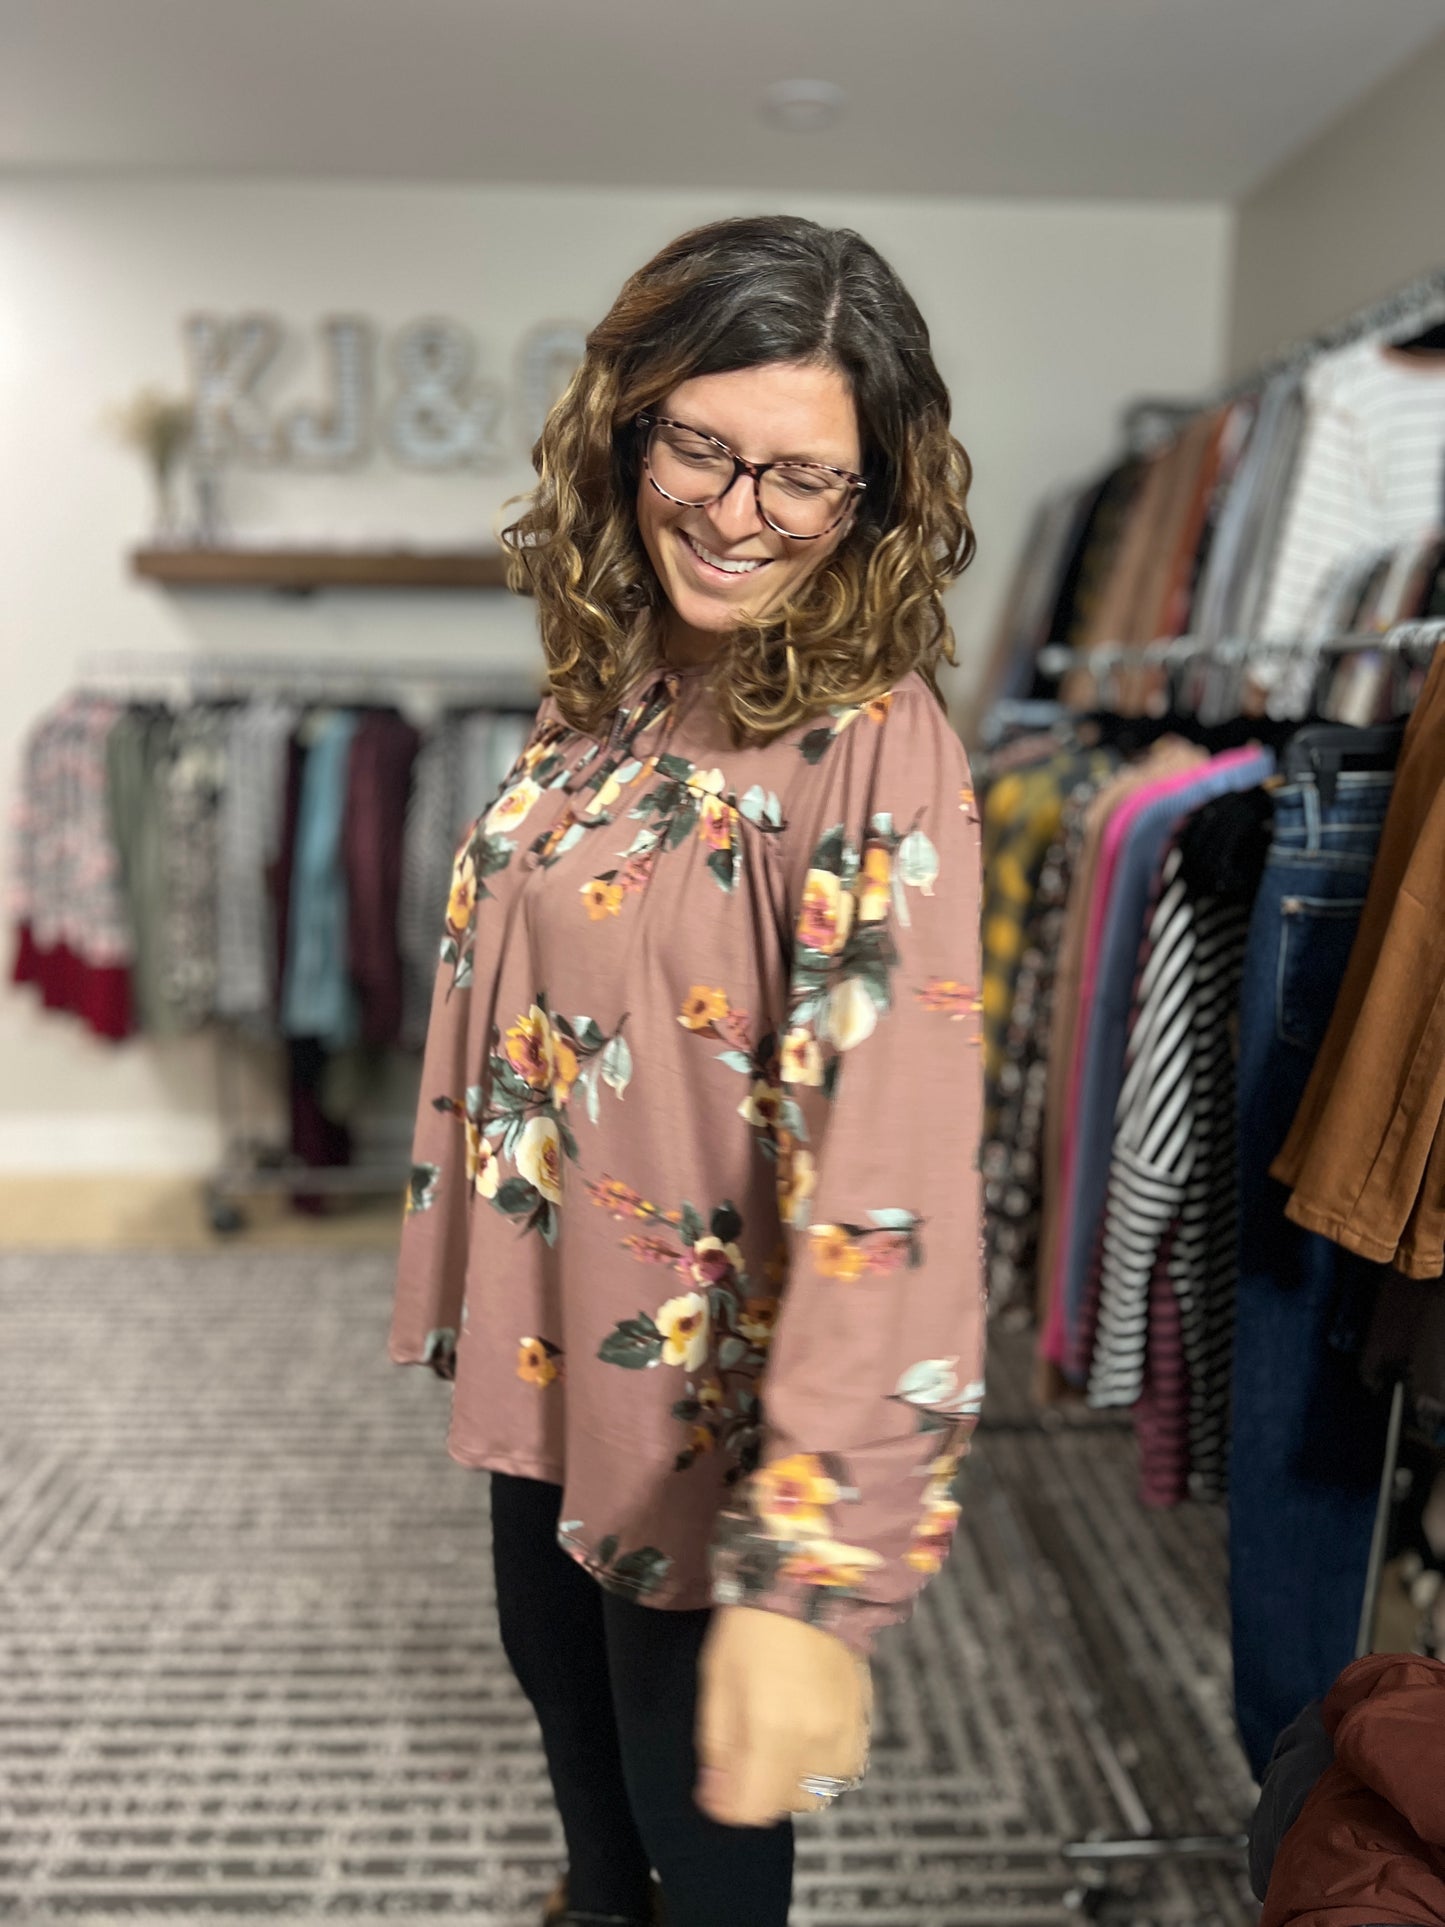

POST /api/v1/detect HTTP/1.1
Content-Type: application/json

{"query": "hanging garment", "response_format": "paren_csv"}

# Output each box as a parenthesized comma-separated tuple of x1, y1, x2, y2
(103, 705, 173, 1034)
(1081, 785, 1274, 1504)
(158, 706, 227, 1031)
(1260, 339, 1445, 647)
(979, 747, 1100, 1142)
(1273, 644, 1445, 1277)
(281, 710, 361, 1050)
(1231, 767, 1397, 1780)
(398, 716, 463, 1052)
(10, 696, 134, 1040)
(983, 752, 1118, 1320)
(1258, 1654, 1445, 1927)
(1052, 748, 1274, 1379)
(216, 698, 297, 1031)
(342, 708, 420, 1050)
(391, 668, 985, 1656)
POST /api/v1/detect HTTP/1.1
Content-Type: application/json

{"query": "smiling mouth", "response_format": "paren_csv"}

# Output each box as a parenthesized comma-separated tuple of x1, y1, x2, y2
(680, 531, 771, 578)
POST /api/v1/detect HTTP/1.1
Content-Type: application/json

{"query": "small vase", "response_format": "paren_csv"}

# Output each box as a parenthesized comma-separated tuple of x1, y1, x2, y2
(151, 463, 184, 547)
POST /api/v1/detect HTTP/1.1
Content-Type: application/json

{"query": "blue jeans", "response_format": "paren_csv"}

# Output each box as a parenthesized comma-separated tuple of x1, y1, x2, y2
(1230, 772, 1395, 1778)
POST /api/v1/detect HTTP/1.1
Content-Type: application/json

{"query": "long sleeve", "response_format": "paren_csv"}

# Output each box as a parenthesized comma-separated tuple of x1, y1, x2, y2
(390, 693, 567, 1380)
(710, 678, 987, 1658)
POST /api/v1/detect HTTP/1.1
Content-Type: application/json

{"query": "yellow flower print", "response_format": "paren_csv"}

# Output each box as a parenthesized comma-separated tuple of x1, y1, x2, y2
(855, 845, 892, 924)
(797, 869, 855, 957)
(464, 1120, 500, 1200)
(958, 781, 977, 818)
(551, 1036, 581, 1108)
(446, 847, 478, 933)
(656, 1291, 710, 1370)
(698, 1380, 725, 1409)
(780, 1026, 824, 1087)
(678, 986, 730, 1032)
(581, 878, 624, 920)
(906, 1495, 962, 1574)
(689, 1425, 715, 1455)
(825, 975, 879, 1052)
(517, 1336, 561, 1387)
(589, 1175, 648, 1219)
(688, 767, 727, 798)
(776, 1139, 816, 1229)
(782, 1538, 885, 1588)
(698, 793, 732, 852)
(864, 693, 894, 724)
(917, 979, 984, 1028)
(586, 769, 626, 817)
(737, 1081, 785, 1130)
(516, 1114, 564, 1204)
(485, 777, 542, 837)
(753, 1453, 840, 1541)
(504, 1005, 556, 1090)
(810, 1224, 867, 1282)
(737, 1297, 779, 1348)
(763, 1242, 790, 1291)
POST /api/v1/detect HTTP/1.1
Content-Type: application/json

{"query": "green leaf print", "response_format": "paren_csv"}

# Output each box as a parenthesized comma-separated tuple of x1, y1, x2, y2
(599, 1315, 665, 1369)
(574, 1016, 607, 1050)
(679, 1203, 705, 1248)
(710, 1201, 743, 1244)
(799, 726, 834, 765)
(475, 832, 515, 879)
(439, 936, 459, 968)
(707, 844, 739, 891)
(868, 1207, 919, 1231)
(494, 1176, 539, 1217)
(596, 1534, 620, 1568)
(717, 1336, 748, 1372)
(407, 1163, 440, 1214)
(657, 753, 694, 781)
(898, 827, 941, 891)
(610, 1547, 672, 1597)
(811, 825, 849, 874)
(715, 1050, 754, 1074)
(600, 1033, 633, 1100)
(666, 802, 700, 850)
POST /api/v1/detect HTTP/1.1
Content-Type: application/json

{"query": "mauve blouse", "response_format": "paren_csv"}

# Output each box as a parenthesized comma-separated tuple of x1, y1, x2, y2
(389, 661, 986, 1657)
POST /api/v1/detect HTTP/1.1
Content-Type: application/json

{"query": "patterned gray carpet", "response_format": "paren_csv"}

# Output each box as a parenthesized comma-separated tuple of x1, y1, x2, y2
(0, 1252, 1259, 1924)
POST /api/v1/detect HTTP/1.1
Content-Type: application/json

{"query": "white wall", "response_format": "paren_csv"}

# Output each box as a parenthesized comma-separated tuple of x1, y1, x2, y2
(1227, 27, 1445, 373)
(0, 176, 1232, 1172)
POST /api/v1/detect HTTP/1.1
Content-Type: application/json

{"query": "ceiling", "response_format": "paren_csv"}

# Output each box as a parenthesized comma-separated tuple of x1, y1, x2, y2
(4, 0, 1445, 203)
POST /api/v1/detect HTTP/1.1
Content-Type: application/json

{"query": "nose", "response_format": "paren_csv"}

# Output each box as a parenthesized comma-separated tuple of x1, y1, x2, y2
(703, 469, 767, 545)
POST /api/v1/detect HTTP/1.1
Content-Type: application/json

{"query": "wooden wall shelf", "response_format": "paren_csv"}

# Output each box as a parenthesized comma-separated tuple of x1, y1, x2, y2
(131, 546, 511, 593)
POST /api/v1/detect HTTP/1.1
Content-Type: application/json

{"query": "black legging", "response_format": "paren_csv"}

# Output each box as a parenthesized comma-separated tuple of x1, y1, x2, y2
(490, 1473, 794, 1926)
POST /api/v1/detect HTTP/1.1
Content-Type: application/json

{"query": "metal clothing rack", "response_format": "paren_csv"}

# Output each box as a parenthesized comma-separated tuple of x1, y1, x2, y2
(1034, 615, 1445, 726)
(1026, 614, 1445, 1910)
(1120, 261, 1445, 450)
(74, 650, 544, 1233)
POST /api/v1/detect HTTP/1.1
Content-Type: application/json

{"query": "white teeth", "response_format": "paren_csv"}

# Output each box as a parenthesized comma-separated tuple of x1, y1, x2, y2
(684, 533, 766, 575)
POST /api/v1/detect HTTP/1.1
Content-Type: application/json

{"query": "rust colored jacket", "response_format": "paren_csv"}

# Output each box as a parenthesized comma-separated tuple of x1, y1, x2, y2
(1262, 1654, 1445, 1926)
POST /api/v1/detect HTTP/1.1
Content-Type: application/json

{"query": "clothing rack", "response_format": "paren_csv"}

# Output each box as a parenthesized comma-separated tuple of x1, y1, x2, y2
(70, 650, 543, 1232)
(75, 648, 545, 708)
(1120, 261, 1445, 448)
(1005, 616, 1443, 1905)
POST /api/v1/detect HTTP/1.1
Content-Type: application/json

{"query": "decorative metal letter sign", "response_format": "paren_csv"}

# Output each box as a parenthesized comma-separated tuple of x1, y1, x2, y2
(284, 316, 373, 468)
(386, 319, 506, 470)
(183, 313, 283, 464)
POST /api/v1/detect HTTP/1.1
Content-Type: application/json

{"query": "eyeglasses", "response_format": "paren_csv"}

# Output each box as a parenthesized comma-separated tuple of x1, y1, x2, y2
(637, 414, 866, 540)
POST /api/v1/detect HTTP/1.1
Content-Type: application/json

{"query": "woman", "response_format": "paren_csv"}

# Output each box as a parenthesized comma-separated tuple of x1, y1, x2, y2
(390, 214, 986, 1927)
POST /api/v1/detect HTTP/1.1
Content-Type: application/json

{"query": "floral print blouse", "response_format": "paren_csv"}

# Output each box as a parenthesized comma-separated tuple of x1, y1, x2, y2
(389, 661, 986, 1658)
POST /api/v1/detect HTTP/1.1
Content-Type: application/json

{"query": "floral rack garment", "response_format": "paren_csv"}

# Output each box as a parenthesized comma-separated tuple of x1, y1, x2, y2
(391, 665, 986, 1658)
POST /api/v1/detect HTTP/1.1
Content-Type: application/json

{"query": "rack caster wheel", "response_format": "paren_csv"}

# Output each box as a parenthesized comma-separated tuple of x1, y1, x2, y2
(207, 1194, 245, 1235)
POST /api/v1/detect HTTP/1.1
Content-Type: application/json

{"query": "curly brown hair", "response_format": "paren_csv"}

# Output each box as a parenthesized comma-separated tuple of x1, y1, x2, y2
(502, 215, 975, 742)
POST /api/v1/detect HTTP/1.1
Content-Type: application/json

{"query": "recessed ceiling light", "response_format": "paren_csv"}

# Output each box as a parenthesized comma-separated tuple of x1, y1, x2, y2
(759, 79, 847, 133)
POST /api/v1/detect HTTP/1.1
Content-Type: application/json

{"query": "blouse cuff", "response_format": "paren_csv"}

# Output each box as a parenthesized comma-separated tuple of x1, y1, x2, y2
(709, 1519, 902, 1660)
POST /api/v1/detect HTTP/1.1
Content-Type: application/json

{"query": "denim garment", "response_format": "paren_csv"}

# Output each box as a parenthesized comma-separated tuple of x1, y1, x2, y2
(281, 710, 361, 1049)
(1231, 770, 1395, 1777)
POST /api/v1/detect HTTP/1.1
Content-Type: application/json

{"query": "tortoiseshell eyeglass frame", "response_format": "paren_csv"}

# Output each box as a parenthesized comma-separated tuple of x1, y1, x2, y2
(637, 413, 867, 539)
